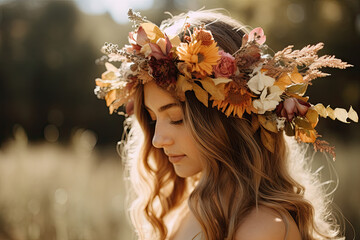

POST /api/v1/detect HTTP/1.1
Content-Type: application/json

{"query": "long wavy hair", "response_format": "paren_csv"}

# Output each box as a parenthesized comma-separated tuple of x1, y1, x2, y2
(120, 10, 343, 240)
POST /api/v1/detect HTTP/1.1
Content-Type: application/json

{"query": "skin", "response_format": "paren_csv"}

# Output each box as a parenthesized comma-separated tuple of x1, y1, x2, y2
(234, 206, 302, 240)
(144, 81, 302, 239)
(143, 81, 203, 178)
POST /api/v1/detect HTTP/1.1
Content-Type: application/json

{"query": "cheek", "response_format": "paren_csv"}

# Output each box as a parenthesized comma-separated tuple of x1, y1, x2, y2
(177, 127, 199, 156)
(178, 129, 203, 169)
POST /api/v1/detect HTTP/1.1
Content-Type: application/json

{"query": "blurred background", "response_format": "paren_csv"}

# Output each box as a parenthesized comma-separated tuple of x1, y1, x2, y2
(0, 0, 359, 239)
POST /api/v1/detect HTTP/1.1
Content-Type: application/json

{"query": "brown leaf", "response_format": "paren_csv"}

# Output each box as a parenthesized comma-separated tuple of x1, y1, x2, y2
(199, 78, 225, 101)
(176, 75, 193, 101)
(260, 127, 275, 153)
(295, 128, 317, 143)
(251, 114, 260, 132)
(305, 108, 319, 128)
(192, 83, 209, 107)
(258, 115, 278, 133)
(284, 121, 295, 136)
(294, 117, 314, 130)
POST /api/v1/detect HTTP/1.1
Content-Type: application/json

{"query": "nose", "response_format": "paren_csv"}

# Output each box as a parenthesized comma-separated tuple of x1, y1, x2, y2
(152, 122, 174, 148)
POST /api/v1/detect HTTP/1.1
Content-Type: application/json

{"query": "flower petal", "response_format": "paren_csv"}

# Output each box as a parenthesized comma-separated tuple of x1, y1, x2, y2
(248, 27, 266, 45)
(136, 26, 150, 46)
(149, 43, 166, 60)
(334, 108, 349, 123)
(140, 22, 165, 42)
(348, 106, 358, 122)
(212, 77, 233, 85)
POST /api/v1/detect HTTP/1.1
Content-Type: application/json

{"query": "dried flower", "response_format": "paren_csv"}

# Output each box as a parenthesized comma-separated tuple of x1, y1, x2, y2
(213, 50, 237, 78)
(193, 27, 214, 46)
(247, 71, 276, 94)
(177, 40, 220, 76)
(148, 57, 178, 88)
(252, 85, 283, 114)
(276, 98, 311, 121)
(212, 81, 256, 118)
(235, 44, 262, 70)
(248, 27, 266, 45)
(148, 35, 172, 60)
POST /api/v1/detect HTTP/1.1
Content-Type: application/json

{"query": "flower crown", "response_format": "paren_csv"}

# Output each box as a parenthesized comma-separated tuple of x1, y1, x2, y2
(94, 9, 358, 159)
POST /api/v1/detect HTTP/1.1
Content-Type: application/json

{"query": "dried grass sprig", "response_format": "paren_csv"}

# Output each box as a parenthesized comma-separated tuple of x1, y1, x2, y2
(127, 9, 148, 28)
(313, 139, 336, 160)
(308, 55, 353, 70)
(303, 69, 331, 82)
(271, 43, 324, 67)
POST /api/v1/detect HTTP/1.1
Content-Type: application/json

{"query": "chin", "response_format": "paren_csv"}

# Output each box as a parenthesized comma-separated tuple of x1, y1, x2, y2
(174, 167, 201, 178)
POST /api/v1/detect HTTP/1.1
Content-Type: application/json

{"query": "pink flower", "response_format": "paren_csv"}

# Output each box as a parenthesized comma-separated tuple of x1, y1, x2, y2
(149, 35, 172, 60)
(213, 50, 237, 78)
(134, 26, 149, 46)
(248, 27, 266, 45)
(276, 98, 311, 121)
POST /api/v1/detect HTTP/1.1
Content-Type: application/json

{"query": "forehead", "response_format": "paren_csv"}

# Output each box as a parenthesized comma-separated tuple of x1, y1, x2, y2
(143, 81, 178, 111)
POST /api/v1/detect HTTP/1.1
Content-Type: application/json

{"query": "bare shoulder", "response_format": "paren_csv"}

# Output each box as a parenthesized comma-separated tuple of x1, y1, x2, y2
(234, 206, 302, 240)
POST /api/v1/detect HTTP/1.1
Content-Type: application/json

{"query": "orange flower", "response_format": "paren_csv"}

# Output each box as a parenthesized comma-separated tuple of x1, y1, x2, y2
(212, 81, 256, 118)
(193, 28, 214, 46)
(295, 128, 317, 143)
(177, 40, 220, 76)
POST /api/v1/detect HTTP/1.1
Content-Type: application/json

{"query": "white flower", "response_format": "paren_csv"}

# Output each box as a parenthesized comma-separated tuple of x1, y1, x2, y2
(276, 117, 286, 131)
(247, 71, 275, 94)
(252, 85, 283, 114)
(249, 64, 263, 77)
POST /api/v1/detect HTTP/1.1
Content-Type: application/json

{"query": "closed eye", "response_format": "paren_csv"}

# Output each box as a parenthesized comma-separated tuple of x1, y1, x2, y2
(149, 119, 183, 125)
(170, 119, 183, 125)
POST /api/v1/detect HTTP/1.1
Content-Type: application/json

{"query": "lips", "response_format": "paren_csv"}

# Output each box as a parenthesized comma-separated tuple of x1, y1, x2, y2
(167, 154, 186, 163)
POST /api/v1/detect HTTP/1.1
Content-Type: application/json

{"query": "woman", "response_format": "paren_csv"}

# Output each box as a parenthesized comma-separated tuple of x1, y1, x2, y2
(95, 9, 357, 240)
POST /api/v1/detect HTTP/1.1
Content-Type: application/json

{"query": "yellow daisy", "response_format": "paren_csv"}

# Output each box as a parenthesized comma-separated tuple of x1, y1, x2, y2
(212, 81, 257, 118)
(177, 40, 220, 76)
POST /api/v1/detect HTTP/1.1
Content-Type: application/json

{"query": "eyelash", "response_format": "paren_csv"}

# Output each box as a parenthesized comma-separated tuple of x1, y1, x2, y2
(170, 119, 183, 125)
(149, 119, 183, 125)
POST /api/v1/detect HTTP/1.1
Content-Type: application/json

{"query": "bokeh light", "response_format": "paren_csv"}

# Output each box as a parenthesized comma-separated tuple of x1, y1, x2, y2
(286, 3, 305, 23)
(0, 0, 359, 238)
(74, 0, 154, 24)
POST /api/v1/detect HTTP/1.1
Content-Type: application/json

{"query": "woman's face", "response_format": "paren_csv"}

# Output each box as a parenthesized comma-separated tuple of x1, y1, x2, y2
(143, 81, 203, 178)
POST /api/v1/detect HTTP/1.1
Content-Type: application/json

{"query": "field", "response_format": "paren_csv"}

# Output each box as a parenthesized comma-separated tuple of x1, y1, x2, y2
(0, 126, 359, 239)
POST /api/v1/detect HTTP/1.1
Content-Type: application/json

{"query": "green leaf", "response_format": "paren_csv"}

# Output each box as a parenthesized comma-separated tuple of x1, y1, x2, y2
(284, 121, 295, 136)
(294, 117, 313, 130)
(285, 83, 308, 96)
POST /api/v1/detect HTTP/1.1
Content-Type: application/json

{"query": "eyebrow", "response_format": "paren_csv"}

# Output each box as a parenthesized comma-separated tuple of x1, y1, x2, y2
(145, 102, 180, 113)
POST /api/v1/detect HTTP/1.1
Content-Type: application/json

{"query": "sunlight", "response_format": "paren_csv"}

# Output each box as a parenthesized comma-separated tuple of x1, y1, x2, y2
(74, 0, 154, 24)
